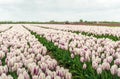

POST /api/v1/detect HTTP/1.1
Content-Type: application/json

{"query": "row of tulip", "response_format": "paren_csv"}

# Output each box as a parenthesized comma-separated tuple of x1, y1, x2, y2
(32, 24, 120, 41)
(25, 25, 120, 78)
(0, 25, 15, 79)
(0, 24, 12, 32)
(0, 25, 71, 79)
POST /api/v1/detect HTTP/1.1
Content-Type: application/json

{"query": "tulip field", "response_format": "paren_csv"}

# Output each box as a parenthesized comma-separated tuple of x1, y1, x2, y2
(0, 24, 120, 79)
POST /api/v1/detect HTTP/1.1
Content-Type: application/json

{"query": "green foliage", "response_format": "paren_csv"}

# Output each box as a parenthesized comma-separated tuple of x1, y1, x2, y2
(0, 21, 65, 24)
(8, 72, 18, 79)
(1, 55, 6, 66)
(0, 21, 120, 26)
(79, 19, 83, 23)
(65, 21, 70, 24)
(73, 31, 120, 41)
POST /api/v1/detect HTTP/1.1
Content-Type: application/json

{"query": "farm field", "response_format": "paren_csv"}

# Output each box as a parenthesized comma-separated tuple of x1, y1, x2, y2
(0, 24, 120, 79)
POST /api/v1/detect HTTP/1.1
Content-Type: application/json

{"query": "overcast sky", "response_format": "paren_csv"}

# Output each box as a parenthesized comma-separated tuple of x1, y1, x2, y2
(0, 0, 120, 22)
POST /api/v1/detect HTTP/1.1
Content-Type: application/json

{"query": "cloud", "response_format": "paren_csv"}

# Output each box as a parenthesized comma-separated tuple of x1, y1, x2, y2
(0, 0, 120, 21)
(0, 0, 23, 4)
